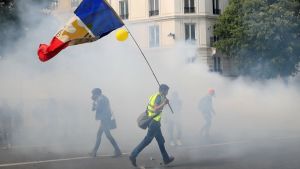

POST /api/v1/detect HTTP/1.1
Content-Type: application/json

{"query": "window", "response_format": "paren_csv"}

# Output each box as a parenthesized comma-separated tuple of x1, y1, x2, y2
(119, 0, 129, 20)
(149, 25, 160, 47)
(210, 25, 219, 46)
(71, 0, 81, 8)
(184, 0, 195, 13)
(213, 56, 222, 72)
(212, 0, 220, 14)
(185, 23, 196, 43)
(210, 36, 219, 47)
(50, 0, 59, 10)
(149, 0, 159, 16)
(186, 55, 197, 63)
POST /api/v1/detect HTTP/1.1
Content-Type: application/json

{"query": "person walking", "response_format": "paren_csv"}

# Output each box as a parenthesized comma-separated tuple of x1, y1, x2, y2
(89, 88, 122, 157)
(0, 101, 12, 149)
(129, 84, 174, 167)
(163, 91, 183, 146)
(198, 88, 216, 137)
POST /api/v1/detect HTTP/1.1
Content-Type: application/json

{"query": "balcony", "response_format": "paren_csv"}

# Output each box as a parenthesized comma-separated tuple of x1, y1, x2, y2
(184, 7, 195, 13)
(149, 10, 159, 17)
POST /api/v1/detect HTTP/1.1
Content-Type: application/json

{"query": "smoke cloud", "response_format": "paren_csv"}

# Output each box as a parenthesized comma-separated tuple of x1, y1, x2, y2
(0, 1, 300, 157)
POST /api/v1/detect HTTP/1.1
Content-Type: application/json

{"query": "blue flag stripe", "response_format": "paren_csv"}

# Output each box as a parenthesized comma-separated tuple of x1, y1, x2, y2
(74, 0, 124, 38)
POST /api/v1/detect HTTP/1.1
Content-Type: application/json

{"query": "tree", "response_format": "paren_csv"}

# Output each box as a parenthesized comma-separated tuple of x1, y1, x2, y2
(0, 0, 52, 56)
(214, 0, 300, 79)
(0, 0, 19, 55)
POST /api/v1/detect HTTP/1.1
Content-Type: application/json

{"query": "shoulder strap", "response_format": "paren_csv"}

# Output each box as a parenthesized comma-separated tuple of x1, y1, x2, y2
(146, 109, 162, 119)
(153, 111, 162, 118)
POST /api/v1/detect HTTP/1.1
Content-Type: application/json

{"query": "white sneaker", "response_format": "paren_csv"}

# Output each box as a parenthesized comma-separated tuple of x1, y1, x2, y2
(170, 141, 175, 146)
(176, 140, 182, 146)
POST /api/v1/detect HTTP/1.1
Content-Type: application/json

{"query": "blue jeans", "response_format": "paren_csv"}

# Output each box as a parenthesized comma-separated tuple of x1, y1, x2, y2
(131, 121, 170, 161)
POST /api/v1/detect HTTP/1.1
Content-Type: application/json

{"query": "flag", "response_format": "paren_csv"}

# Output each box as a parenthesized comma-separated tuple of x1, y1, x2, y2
(38, 0, 124, 62)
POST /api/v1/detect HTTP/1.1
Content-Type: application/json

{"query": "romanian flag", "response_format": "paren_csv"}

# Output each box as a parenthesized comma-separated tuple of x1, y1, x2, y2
(38, 0, 124, 62)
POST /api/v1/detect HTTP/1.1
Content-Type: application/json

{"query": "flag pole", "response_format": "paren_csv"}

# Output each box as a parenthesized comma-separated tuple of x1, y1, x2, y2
(123, 25, 174, 114)
(104, 2, 174, 113)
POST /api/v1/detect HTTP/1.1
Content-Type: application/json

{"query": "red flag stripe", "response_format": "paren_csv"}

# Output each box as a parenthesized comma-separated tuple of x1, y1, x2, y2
(38, 37, 69, 62)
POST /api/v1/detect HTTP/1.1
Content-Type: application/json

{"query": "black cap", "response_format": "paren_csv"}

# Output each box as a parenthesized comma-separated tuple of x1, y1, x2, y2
(159, 84, 169, 92)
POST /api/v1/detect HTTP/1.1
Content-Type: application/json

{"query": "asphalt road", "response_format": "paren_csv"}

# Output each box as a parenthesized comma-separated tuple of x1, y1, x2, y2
(1, 136, 300, 169)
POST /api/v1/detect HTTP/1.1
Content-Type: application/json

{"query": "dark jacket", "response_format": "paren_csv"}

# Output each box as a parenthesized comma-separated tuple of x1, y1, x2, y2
(93, 95, 113, 127)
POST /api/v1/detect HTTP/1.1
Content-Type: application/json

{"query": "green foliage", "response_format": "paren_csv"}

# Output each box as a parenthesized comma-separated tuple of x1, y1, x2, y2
(0, 0, 19, 50)
(214, 0, 300, 79)
(0, 0, 18, 27)
(0, 0, 52, 56)
(213, 0, 245, 57)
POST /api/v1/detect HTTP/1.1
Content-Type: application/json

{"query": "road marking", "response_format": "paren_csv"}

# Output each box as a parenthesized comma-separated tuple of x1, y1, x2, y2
(182, 136, 300, 149)
(0, 153, 129, 168)
(1, 136, 299, 167)
(8, 136, 300, 150)
(182, 140, 248, 150)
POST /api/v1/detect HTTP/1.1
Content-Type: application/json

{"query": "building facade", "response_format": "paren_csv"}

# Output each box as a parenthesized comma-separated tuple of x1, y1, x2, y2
(50, 0, 235, 76)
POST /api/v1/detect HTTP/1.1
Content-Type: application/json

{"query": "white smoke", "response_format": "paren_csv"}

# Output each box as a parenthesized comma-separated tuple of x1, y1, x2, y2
(0, 1, 300, 156)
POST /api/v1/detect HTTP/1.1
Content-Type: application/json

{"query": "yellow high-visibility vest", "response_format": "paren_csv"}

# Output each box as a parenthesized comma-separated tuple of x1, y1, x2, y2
(147, 92, 165, 122)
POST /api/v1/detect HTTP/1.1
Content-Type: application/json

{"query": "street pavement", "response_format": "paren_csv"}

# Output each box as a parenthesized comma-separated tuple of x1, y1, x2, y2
(1, 136, 300, 169)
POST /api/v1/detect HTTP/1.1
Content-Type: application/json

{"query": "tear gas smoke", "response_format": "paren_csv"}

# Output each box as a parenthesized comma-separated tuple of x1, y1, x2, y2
(0, 1, 300, 157)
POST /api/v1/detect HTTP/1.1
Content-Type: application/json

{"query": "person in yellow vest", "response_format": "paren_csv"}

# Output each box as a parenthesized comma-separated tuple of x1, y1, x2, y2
(129, 84, 175, 167)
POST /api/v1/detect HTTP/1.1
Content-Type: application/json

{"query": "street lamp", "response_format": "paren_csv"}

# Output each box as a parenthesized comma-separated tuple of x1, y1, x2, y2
(168, 32, 175, 39)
